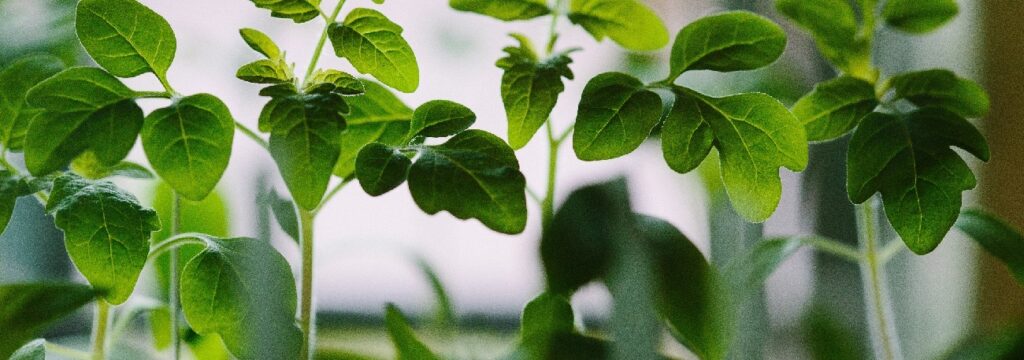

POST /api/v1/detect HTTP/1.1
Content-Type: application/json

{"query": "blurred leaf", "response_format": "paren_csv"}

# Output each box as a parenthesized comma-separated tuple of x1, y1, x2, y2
(775, 0, 871, 77)
(385, 304, 441, 360)
(883, 0, 958, 34)
(889, 69, 990, 118)
(955, 209, 1024, 284)
(793, 76, 878, 142)
(329, 9, 419, 93)
(722, 237, 804, 304)
(568, 0, 669, 51)
(572, 72, 661, 161)
(76, 0, 177, 78)
(266, 189, 299, 243)
(668, 11, 786, 79)
(0, 55, 65, 150)
(0, 170, 34, 235)
(521, 292, 574, 342)
(9, 339, 44, 360)
(449, 0, 551, 21)
(0, 283, 98, 359)
(942, 329, 1024, 360)
(802, 306, 867, 360)
(416, 258, 457, 333)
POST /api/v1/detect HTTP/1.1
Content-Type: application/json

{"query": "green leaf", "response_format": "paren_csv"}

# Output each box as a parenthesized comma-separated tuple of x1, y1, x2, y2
(24, 67, 143, 175)
(150, 182, 229, 301)
(47, 174, 160, 304)
(497, 35, 575, 149)
(304, 70, 365, 95)
(248, 0, 322, 23)
(240, 28, 282, 59)
(76, 0, 177, 78)
(572, 72, 661, 161)
(141, 94, 235, 201)
(260, 94, 346, 210)
(0, 170, 34, 235)
(663, 89, 807, 222)
(408, 130, 527, 234)
(0, 283, 97, 360)
(792, 76, 878, 142)
(237, 59, 293, 84)
(333, 81, 412, 177)
(267, 189, 300, 243)
(449, 0, 551, 21)
(355, 143, 412, 196)
(329, 8, 419, 93)
(889, 69, 990, 118)
(521, 292, 575, 342)
(385, 304, 442, 360)
(409, 100, 476, 138)
(345, 80, 413, 125)
(0, 55, 65, 150)
(883, 0, 958, 34)
(721, 237, 803, 303)
(955, 209, 1024, 285)
(71, 153, 155, 180)
(568, 0, 669, 51)
(775, 0, 871, 77)
(10, 339, 45, 360)
(179, 235, 303, 360)
(668, 11, 786, 80)
(847, 110, 989, 254)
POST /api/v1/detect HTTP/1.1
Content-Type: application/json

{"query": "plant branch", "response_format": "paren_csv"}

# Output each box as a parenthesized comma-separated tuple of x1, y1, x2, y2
(546, 0, 566, 54)
(304, 0, 348, 83)
(313, 177, 353, 214)
(46, 341, 91, 360)
(856, 199, 903, 360)
(878, 239, 905, 265)
(149, 233, 211, 259)
(540, 120, 560, 228)
(91, 301, 110, 360)
(235, 121, 269, 150)
(170, 193, 182, 360)
(298, 208, 316, 360)
(803, 236, 863, 263)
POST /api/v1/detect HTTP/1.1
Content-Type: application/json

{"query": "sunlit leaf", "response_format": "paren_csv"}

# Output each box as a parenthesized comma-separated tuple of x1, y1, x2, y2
(76, 0, 177, 78)
(329, 9, 419, 93)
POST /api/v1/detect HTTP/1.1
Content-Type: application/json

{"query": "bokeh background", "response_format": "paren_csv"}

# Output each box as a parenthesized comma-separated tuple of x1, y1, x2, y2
(1, 0, 1021, 359)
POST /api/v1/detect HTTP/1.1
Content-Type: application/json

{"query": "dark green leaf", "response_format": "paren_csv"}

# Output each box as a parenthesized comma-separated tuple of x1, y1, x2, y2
(268, 189, 300, 243)
(793, 76, 878, 141)
(76, 0, 177, 78)
(0, 283, 97, 360)
(521, 292, 575, 342)
(355, 143, 411, 196)
(344, 80, 413, 125)
(0, 170, 34, 235)
(24, 67, 143, 175)
(385, 304, 441, 360)
(669, 11, 786, 79)
(237, 59, 293, 84)
(9, 339, 44, 360)
(47, 174, 160, 304)
(956, 209, 1024, 284)
(335, 121, 410, 178)
(449, 0, 551, 21)
(0, 55, 64, 150)
(942, 329, 1024, 360)
(889, 69, 989, 118)
(572, 72, 661, 161)
(248, 0, 322, 23)
(409, 100, 476, 138)
(240, 28, 282, 59)
(408, 130, 527, 234)
(141, 94, 234, 201)
(568, 0, 669, 51)
(305, 70, 365, 95)
(883, 0, 959, 34)
(775, 0, 872, 77)
(847, 110, 989, 254)
(329, 8, 419, 93)
(180, 235, 303, 360)
(497, 35, 574, 149)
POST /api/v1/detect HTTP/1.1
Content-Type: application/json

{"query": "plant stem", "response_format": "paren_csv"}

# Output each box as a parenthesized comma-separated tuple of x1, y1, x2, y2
(298, 207, 316, 360)
(91, 301, 110, 360)
(856, 198, 903, 360)
(313, 177, 353, 214)
(134, 91, 173, 99)
(170, 193, 182, 360)
(235, 121, 269, 150)
(45, 341, 91, 360)
(304, 0, 348, 83)
(802, 236, 863, 263)
(540, 120, 560, 228)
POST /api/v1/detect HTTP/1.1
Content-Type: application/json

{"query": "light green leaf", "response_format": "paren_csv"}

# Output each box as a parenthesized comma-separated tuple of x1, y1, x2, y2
(248, 0, 322, 23)
(344, 80, 413, 125)
(889, 69, 989, 118)
(572, 72, 661, 161)
(409, 100, 476, 138)
(142, 94, 235, 201)
(329, 8, 419, 93)
(76, 0, 177, 78)
(47, 174, 160, 304)
(240, 28, 282, 59)
(71, 153, 155, 180)
(304, 69, 365, 95)
(665, 89, 807, 222)
(355, 142, 411, 196)
(792, 76, 878, 142)
(408, 130, 527, 234)
(955, 209, 1024, 284)
(237, 59, 293, 84)
(0, 283, 97, 360)
(0, 55, 65, 150)
(449, 0, 551, 21)
(883, 0, 958, 34)
(385, 304, 442, 360)
(24, 67, 143, 175)
(669, 11, 786, 80)
(521, 292, 575, 341)
(568, 0, 669, 51)
(0, 170, 34, 235)
(179, 235, 302, 360)
(497, 35, 575, 149)
(775, 0, 872, 77)
(847, 110, 989, 254)
(10, 339, 44, 360)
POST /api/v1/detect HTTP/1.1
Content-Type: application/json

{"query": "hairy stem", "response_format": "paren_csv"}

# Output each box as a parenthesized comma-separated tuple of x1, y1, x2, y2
(856, 199, 903, 360)
(170, 193, 182, 360)
(234, 121, 269, 150)
(91, 301, 110, 360)
(304, 0, 348, 83)
(298, 207, 316, 360)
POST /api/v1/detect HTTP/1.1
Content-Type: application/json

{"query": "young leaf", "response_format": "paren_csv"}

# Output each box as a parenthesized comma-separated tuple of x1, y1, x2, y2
(236, 59, 293, 84)
(333, 81, 413, 177)
(889, 69, 990, 118)
(449, 0, 551, 21)
(847, 110, 989, 254)
(355, 143, 412, 196)
(179, 236, 303, 360)
(0, 171, 34, 235)
(521, 292, 575, 341)
(955, 209, 1024, 284)
(668, 11, 786, 80)
(408, 130, 527, 234)
(572, 72, 661, 161)
(248, 0, 322, 23)
(0, 283, 97, 359)
(267, 189, 300, 243)
(76, 0, 177, 78)
(240, 28, 282, 59)
(23, 67, 143, 175)
(664, 89, 807, 222)
(883, 0, 958, 34)
(497, 35, 575, 149)
(141, 94, 235, 201)
(568, 0, 669, 51)
(9, 339, 44, 360)
(47, 174, 160, 304)
(409, 100, 476, 138)
(329, 8, 419, 93)
(792, 76, 879, 142)
(0, 55, 64, 150)
(385, 304, 442, 360)
(304, 70, 365, 95)
(775, 0, 870, 77)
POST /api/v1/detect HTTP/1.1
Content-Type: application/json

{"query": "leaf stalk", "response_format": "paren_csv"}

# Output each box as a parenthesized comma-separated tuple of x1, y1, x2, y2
(856, 198, 903, 360)
(298, 207, 316, 360)
(91, 300, 110, 360)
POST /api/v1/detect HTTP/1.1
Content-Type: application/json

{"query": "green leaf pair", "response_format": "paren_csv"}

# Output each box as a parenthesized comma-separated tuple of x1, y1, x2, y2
(573, 11, 805, 223)
(237, 28, 294, 85)
(496, 35, 576, 150)
(0, 283, 99, 359)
